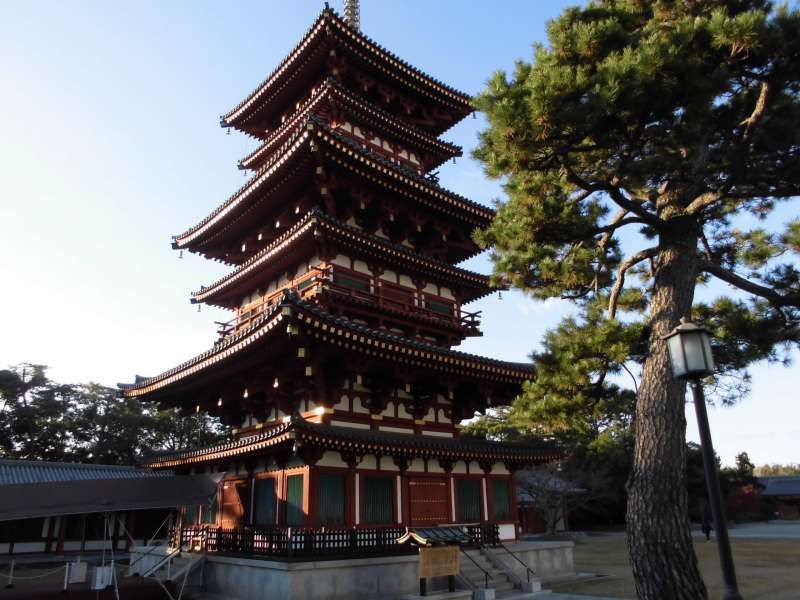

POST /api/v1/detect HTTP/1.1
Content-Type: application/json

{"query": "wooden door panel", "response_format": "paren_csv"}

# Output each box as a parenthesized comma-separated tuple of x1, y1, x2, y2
(409, 477, 449, 526)
(220, 480, 247, 527)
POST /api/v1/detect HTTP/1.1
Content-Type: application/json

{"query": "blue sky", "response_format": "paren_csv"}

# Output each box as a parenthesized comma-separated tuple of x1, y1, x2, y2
(1, 1, 796, 466)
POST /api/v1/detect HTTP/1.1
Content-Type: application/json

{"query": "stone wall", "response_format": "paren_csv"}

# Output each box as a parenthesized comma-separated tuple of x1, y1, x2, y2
(501, 540, 575, 583)
(189, 540, 574, 599)
(204, 554, 420, 600)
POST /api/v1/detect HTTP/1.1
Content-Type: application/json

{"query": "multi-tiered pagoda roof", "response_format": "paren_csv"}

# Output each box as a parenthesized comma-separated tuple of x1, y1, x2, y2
(123, 4, 547, 475)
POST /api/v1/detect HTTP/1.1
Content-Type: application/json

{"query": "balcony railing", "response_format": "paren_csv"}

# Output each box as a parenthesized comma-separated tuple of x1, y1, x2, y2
(174, 523, 499, 560)
(216, 265, 482, 342)
(177, 524, 414, 560)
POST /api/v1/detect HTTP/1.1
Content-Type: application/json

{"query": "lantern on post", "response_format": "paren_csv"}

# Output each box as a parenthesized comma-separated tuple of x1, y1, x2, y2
(664, 318, 715, 380)
(663, 317, 742, 600)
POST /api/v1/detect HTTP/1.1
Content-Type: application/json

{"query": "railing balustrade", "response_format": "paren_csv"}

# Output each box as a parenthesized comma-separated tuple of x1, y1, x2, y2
(175, 524, 413, 560)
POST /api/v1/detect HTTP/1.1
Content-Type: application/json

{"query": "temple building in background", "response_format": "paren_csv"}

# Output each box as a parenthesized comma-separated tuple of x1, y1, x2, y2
(121, 6, 569, 598)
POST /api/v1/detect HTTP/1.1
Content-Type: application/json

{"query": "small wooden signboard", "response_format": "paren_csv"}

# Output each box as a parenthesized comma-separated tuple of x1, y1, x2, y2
(418, 545, 460, 579)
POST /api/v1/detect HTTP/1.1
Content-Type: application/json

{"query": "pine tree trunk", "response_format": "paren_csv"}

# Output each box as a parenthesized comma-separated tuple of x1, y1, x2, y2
(627, 226, 707, 599)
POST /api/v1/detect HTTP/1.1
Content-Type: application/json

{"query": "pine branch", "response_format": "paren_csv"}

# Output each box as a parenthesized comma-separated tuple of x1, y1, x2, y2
(699, 259, 800, 308)
(608, 247, 659, 319)
(740, 81, 770, 143)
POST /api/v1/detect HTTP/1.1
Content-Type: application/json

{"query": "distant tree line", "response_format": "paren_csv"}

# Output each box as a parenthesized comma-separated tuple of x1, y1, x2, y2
(464, 414, 772, 527)
(0, 363, 229, 465)
(754, 463, 800, 476)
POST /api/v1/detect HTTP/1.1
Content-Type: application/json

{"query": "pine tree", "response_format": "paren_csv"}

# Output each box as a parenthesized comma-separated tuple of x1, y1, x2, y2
(473, 2, 800, 597)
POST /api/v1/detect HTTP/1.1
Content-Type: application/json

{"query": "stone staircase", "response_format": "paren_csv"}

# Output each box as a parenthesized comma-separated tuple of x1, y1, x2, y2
(460, 549, 548, 599)
(144, 552, 205, 599)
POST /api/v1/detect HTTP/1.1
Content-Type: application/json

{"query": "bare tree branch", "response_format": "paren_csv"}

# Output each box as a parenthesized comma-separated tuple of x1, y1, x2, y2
(685, 191, 722, 215)
(561, 164, 665, 228)
(741, 81, 770, 143)
(608, 247, 659, 319)
(699, 259, 800, 308)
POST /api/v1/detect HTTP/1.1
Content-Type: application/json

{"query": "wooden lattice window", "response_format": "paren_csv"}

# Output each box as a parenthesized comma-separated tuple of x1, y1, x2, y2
(363, 476, 393, 524)
(492, 479, 511, 521)
(334, 270, 370, 292)
(457, 479, 481, 522)
(317, 473, 346, 525)
(286, 474, 305, 526)
(425, 297, 455, 317)
(253, 478, 277, 525)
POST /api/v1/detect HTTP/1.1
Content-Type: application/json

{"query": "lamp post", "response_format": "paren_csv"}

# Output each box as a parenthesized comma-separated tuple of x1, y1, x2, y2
(664, 318, 742, 600)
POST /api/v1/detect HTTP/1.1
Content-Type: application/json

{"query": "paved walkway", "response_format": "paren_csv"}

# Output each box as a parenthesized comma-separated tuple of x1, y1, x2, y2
(546, 594, 626, 599)
(693, 520, 800, 539)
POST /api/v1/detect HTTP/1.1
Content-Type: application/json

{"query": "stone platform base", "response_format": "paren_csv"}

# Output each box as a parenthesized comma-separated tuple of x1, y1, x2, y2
(402, 591, 472, 600)
(189, 540, 575, 600)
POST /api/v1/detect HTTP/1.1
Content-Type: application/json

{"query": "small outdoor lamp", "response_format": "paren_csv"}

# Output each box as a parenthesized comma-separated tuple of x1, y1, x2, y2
(664, 318, 742, 600)
(664, 318, 715, 380)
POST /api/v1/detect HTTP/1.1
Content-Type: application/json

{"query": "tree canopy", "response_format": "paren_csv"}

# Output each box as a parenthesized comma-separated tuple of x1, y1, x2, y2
(0, 363, 228, 465)
(472, 1, 800, 597)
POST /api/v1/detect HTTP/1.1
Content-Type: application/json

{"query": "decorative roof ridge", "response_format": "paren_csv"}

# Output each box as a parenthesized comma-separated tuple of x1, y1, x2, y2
(146, 414, 560, 468)
(175, 117, 491, 250)
(284, 291, 535, 373)
(191, 208, 490, 303)
(145, 418, 296, 465)
(315, 118, 494, 220)
(296, 419, 558, 453)
(173, 119, 315, 247)
(239, 77, 462, 170)
(222, 7, 471, 127)
(119, 297, 289, 395)
(123, 290, 534, 398)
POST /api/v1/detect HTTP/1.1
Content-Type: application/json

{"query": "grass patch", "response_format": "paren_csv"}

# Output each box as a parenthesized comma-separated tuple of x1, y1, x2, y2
(551, 533, 800, 599)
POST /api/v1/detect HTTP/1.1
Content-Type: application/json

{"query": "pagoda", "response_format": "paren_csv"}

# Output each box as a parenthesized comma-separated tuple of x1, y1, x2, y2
(122, 5, 557, 551)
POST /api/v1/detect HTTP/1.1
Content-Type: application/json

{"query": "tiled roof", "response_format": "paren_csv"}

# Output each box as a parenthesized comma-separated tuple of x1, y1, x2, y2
(121, 291, 535, 398)
(145, 414, 559, 469)
(174, 117, 492, 251)
(759, 476, 800, 497)
(0, 459, 172, 486)
(240, 78, 461, 171)
(191, 209, 491, 305)
(222, 7, 472, 132)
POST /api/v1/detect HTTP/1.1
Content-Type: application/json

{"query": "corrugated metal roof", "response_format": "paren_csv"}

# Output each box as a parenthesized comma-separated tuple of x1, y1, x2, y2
(0, 459, 172, 486)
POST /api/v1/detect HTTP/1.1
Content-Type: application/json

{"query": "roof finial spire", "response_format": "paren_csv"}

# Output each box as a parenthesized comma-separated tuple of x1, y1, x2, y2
(344, 0, 360, 30)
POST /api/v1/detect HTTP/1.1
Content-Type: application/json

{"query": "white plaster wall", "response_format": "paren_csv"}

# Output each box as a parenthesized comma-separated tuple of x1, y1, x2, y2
(452, 461, 467, 474)
(359, 455, 377, 470)
(408, 458, 425, 473)
(378, 426, 413, 434)
(423, 430, 453, 438)
(330, 420, 370, 430)
(317, 451, 347, 468)
(427, 460, 444, 474)
(490, 463, 510, 475)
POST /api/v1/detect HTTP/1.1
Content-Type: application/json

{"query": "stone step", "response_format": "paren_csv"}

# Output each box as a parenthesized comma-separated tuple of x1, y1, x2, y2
(496, 591, 552, 600)
(492, 579, 516, 592)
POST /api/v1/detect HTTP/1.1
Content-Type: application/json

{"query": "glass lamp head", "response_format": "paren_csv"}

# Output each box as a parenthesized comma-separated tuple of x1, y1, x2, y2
(664, 318, 715, 380)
